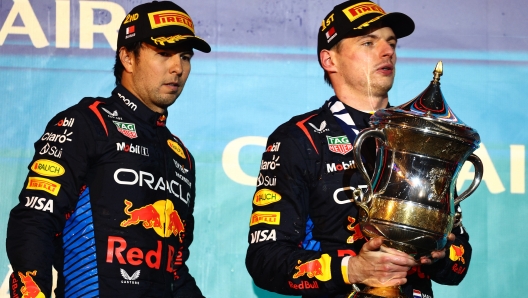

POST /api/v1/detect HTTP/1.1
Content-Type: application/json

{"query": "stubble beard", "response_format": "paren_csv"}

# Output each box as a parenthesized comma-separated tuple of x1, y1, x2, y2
(154, 91, 179, 110)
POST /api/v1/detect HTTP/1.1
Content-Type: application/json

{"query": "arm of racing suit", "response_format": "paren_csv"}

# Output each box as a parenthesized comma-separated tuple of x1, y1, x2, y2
(6, 107, 96, 297)
(246, 126, 351, 296)
(172, 153, 205, 298)
(422, 205, 472, 285)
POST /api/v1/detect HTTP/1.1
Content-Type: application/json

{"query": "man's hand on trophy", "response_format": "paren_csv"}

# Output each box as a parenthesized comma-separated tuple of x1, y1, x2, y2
(419, 233, 456, 265)
(347, 237, 418, 286)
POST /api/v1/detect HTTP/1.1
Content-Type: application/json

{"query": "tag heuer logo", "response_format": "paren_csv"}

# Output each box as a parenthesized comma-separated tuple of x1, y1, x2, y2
(326, 135, 353, 155)
(113, 121, 138, 139)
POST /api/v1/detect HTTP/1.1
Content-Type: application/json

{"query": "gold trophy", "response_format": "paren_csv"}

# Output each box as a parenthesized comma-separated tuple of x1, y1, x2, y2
(349, 62, 484, 297)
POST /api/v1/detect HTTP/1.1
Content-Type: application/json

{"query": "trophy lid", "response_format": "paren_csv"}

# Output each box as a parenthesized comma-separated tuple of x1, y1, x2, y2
(371, 61, 480, 144)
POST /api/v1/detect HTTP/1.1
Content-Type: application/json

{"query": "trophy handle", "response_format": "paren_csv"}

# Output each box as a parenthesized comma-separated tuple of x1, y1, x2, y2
(454, 153, 484, 205)
(352, 128, 387, 208)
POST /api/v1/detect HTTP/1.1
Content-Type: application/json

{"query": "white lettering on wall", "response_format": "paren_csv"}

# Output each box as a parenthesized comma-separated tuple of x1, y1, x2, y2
(222, 136, 266, 186)
(0, 0, 49, 48)
(223, 138, 524, 195)
(510, 144, 525, 194)
(79, 1, 125, 50)
(56, 0, 70, 48)
(457, 143, 506, 194)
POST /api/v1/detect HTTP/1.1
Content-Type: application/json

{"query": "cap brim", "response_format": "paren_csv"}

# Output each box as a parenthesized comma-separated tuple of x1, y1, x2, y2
(144, 35, 211, 53)
(375, 12, 415, 39)
(341, 12, 415, 40)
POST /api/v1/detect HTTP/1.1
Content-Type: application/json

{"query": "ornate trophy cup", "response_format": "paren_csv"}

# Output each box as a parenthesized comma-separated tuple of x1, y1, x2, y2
(350, 62, 483, 298)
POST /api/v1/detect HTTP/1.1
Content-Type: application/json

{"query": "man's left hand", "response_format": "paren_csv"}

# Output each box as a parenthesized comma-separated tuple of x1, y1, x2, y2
(419, 233, 455, 265)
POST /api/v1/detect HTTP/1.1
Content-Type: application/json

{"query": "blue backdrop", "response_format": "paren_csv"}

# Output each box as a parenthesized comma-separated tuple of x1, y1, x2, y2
(0, 0, 527, 297)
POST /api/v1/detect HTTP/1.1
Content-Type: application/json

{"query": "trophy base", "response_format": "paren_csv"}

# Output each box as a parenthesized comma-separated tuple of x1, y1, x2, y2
(348, 286, 404, 298)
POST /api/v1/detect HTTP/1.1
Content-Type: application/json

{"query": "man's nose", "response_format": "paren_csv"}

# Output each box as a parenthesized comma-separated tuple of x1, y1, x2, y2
(170, 55, 183, 75)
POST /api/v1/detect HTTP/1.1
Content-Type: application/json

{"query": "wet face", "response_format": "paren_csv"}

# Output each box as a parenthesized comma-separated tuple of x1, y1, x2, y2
(331, 27, 397, 98)
(123, 43, 194, 113)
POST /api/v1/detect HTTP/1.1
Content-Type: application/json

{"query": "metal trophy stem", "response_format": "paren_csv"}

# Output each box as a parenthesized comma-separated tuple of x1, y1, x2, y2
(348, 62, 483, 297)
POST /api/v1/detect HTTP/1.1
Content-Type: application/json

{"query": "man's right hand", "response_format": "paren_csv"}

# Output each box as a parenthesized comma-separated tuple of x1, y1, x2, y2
(347, 237, 417, 287)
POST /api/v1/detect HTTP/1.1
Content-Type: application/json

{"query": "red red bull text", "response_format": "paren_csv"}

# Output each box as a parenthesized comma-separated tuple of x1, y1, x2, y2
(288, 280, 319, 290)
(106, 236, 176, 273)
(452, 263, 466, 275)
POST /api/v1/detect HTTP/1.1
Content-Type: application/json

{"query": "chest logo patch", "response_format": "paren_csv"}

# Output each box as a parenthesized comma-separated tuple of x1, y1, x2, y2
(113, 121, 138, 139)
(168, 139, 186, 159)
(326, 135, 353, 155)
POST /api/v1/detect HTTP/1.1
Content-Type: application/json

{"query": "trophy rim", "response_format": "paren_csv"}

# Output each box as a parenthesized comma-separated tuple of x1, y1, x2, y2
(370, 111, 481, 144)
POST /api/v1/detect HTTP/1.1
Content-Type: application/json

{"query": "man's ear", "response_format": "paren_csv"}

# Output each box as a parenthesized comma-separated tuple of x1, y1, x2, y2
(320, 49, 337, 73)
(119, 46, 134, 73)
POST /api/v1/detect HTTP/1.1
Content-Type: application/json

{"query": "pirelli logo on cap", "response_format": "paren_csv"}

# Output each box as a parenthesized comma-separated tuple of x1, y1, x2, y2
(148, 10, 194, 33)
(250, 211, 280, 226)
(342, 2, 386, 22)
(27, 177, 61, 196)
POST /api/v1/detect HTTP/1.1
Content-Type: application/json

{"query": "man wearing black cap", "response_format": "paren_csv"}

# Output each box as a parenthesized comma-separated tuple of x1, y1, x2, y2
(6, 1, 209, 297)
(246, 1, 471, 297)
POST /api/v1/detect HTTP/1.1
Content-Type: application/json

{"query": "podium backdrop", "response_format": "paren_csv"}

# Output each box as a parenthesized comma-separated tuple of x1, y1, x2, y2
(1, 0, 526, 297)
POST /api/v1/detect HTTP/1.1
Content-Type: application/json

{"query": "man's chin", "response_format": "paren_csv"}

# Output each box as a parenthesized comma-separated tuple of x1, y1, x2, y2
(154, 95, 178, 109)
(368, 83, 393, 97)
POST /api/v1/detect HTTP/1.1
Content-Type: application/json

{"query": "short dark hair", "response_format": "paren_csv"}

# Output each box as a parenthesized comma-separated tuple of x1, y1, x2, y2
(113, 41, 143, 86)
(324, 71, 331, 86)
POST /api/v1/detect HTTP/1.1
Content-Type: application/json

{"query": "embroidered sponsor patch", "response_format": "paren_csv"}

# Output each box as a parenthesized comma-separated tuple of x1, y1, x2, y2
(253, 189, 281, 206)
(26, 177, 61, 196)
(113, 121, 138, 139)
(18, 270, 44, 298)
(266, 142, 280, 152)
(55, 117, 75, 127)
(325, 27, 336, 43)
(167, 139, 186, 159)
(449, 244, 465, 263)
(31, 159, 65, 177)
(148, 10, 194, 32)
(121, 269, 140, 284)
(250, 229, 276, 243)
(260, 155, 281, 170)
(308, 120, 329, 133)
(326, 135, 353, 155)
(293, 254, 332, 281)
(342, 2, 386, 22)
(41, 129, 73, 143)
(250, 211, 280, 226)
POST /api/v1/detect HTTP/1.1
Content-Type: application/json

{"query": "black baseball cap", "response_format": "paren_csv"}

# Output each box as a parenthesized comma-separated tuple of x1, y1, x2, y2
(117, 1, 211, 53)
(317, 0, 414, 58)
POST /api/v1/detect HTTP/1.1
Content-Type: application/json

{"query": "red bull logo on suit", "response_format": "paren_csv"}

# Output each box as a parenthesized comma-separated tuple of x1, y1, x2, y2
(18, 270, 45, 298)
(292, 254, 332, 281)
(120, 199, 185, 240)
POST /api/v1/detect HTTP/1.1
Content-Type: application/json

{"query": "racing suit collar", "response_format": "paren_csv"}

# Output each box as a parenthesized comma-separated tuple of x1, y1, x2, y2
(112, 85, 168, 127)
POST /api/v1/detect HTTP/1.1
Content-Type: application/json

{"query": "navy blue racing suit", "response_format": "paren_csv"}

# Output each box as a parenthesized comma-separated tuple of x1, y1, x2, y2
(246, 97, 471, 298)
(7, 85, 204, 298)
